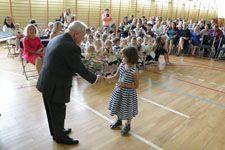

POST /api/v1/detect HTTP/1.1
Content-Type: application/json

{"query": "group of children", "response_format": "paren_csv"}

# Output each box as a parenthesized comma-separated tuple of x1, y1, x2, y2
(81, 29, 170, 76)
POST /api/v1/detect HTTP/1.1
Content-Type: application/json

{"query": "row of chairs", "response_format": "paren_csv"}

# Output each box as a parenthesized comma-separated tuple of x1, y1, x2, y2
(172, 35, 225, 60)
(0, 31, 17, 58)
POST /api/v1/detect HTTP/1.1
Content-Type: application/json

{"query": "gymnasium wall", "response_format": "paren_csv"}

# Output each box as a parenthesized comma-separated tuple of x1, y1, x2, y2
(0, 0, 218, 29)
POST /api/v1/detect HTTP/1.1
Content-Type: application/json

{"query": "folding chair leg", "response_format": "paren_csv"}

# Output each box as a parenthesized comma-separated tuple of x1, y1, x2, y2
(7, 46, 14, 59)
(21, 58, 28, 80)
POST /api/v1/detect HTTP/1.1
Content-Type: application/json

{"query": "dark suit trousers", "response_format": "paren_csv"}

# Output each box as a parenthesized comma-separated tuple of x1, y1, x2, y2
(43, 95, 66, 140)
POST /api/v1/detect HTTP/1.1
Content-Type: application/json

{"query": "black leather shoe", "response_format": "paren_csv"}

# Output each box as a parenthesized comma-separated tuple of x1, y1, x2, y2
(56, 136, 79, 145)
(110, 120, 122, 129)
(121, 123, 130, 136)
(53, 128, 72, 140)
(64, 128, 72, 135)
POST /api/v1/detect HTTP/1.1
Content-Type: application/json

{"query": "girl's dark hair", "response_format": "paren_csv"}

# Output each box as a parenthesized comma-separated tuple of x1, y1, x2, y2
(4, 16, 15, 29)
(113, 38, 120, 45)
(122, 47, 138, 64)
(154, 37, 163, 51)
(171, 22, 176, 30)
(29, 19, 36, 24)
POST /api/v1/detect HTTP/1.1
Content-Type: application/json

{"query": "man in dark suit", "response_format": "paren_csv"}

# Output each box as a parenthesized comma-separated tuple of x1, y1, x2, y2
(36, 21, 105, 145)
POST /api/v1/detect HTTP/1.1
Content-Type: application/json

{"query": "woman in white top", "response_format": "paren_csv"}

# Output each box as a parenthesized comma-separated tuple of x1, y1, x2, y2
(64, 8, 76, 27)
(3, 16, 15, 35)
(153, 19, 164, 37)
(3, 16, 22, 51)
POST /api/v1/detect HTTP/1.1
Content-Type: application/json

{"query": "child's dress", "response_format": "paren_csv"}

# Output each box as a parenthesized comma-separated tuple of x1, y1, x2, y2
(109, 63, 138, 120)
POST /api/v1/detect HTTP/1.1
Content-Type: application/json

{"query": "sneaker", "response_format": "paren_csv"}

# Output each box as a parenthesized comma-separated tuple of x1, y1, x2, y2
(121, 123, 130, 136)
(166, 62, 170, 65)
(110, 120, 122, 129)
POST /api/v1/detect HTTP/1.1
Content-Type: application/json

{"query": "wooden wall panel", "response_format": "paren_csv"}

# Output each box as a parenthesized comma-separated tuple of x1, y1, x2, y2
(120, 1, 129, 22)
(77, 0, 88, 26)
(48, 0, 64, 23)
(90, 0, 100, 28)
(0, 0, 10, 30)
(111, 0, 119, 25)
(0, 0, 220, 30)
(11, 0, 30, 28)
(31, 0, 47, 28)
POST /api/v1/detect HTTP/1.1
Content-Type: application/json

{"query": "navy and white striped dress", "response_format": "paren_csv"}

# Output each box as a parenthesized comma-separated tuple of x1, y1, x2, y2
(108, 63, 138, 120)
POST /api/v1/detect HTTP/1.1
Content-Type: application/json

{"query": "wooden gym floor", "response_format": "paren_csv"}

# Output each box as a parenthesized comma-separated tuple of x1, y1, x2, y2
(0, 43, 225, 150)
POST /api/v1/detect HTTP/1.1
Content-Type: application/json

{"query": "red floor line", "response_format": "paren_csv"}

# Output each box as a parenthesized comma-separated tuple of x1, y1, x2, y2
(171, 64, 225, 73)
(171, 57, 225, 71)
(145, 70, 225, 95)
(14, 85, 36, 89)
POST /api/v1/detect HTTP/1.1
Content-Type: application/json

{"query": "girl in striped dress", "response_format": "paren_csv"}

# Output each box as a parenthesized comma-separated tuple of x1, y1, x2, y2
(107, 47, 139, 136)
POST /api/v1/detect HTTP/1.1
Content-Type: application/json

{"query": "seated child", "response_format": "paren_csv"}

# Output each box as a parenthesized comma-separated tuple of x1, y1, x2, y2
(83, 45, 105, 74)
(113, 38, 122, 63)
(104, 40, 118, 75)
(142, 36, 155, 63)
(121, 38, 128, 49)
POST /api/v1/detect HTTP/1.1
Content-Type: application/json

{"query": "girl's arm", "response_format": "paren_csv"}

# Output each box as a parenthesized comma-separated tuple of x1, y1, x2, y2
(119, 69, 139, 90)
(107, 63, 122, 82)
(110, 48, 115, 55)
(104, 49, 110, 56)
(64, 16, 68, 25)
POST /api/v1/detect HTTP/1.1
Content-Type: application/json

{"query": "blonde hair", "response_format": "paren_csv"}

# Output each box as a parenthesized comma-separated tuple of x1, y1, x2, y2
(104, 40, 112, 47)
(24, 24, 39, 37)
(137, 37, 142, 42)
(48, 22, 54, 27)
(52, 21, 63, 34)
(194, 26, 200, 34)
(95, 39, 102, 45)
(87, 45, 95, 53)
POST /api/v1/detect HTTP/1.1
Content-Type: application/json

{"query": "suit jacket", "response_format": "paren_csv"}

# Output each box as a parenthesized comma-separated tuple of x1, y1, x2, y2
(36, 33, 97, 103)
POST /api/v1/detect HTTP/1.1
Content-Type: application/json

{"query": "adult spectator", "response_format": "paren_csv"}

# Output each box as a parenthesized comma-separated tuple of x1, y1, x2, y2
(64, 8, 76, 27)
(44, 22, 54, 38)
(23, 24, 44, 74)
(209, 24, 223, 58)
(177, 22, 191, 56)
(128, 14, 134, 24)
(3, 16, 23, 51)
(102, 8, 112, 28)
(50, 21, 64, 39)
(152, 19, 163, 37)
(165, 22, 178, 54)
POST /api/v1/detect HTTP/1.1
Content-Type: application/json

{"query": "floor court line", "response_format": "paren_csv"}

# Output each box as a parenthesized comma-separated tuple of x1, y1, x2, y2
(14, 84, 36, 89)
(145, 70, 225, 95)
(0, 69, 24, 77)
(140, 77, 225, 108)
(166, 63, 225, 73)
(141, 97, 190, 119)
(180, 59, 225, 71)
(171, 58, 225, 71)
(70, 96, 164, 150)
(198, 79, 205, 82)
